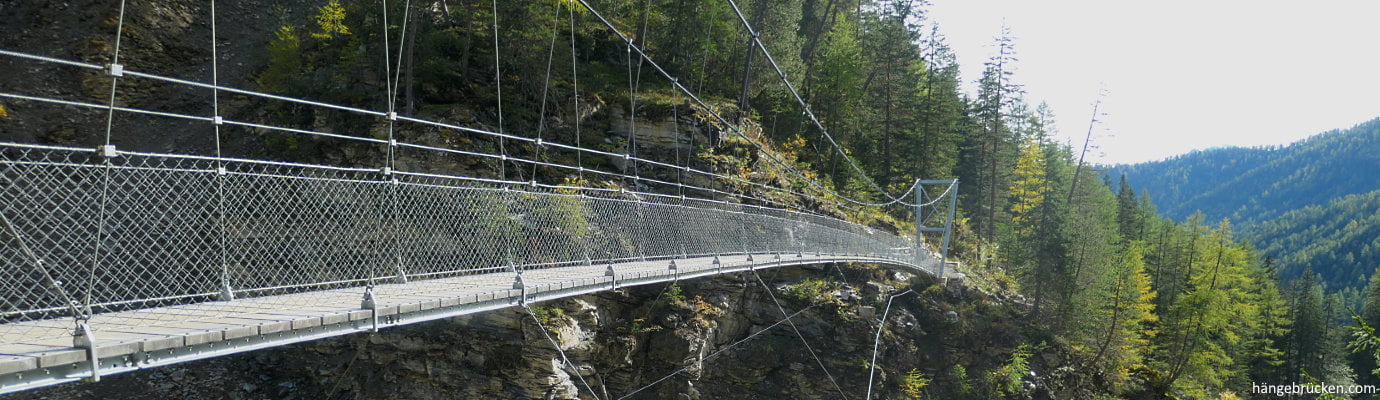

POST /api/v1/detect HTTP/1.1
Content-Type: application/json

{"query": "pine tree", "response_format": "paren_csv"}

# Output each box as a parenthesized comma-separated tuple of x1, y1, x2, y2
(1008, 138, 1046, 235)
(958, 23, 1021, 243)
(1116, 174, 1141, 243)
(1355, 271, 1380, 386)
(1087, 243, 1157, 388)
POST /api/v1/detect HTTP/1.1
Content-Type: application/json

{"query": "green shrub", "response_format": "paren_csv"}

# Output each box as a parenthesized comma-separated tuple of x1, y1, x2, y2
(901, 368, 930, 399)
(666, 281, 686, 307)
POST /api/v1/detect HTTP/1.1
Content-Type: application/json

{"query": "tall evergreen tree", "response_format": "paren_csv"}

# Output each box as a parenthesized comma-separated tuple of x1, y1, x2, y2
(957, 23, 1021, 244)
(1355, 271, 1380, 386)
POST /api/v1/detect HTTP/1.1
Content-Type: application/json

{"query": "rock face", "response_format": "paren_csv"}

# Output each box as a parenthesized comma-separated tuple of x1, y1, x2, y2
(0, 0, 281, 154)
(607, 107, 706, 153)
(15, 264, 1055, 400)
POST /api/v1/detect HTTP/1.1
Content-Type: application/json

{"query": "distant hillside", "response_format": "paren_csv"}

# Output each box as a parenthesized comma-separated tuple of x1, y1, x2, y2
(1108, 118, 1380, 287)
(1242, 189, 1380, 288)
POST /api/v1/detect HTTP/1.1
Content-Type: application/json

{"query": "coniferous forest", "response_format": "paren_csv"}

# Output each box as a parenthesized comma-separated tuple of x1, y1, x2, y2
(4, 0, 1379, 398)
(1111, 118, 1380, 399)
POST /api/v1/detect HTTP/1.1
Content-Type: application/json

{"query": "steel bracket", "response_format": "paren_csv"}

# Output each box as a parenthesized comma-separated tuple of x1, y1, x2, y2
(73, 323, 99, 382)
(361, 288, 379, 332)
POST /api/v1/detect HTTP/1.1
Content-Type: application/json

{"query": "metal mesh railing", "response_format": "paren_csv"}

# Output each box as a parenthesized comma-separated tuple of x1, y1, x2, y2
(0, 142, 917, 346)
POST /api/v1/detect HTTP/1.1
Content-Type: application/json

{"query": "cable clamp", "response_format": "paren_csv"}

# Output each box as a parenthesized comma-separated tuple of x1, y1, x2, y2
(501, 154, 508, 161)
(99, 145, 117, 158)
(750, 31, 760, 38)
(216, 166, 227, 176)
(389, 138, 397, 147)
(108, 63, 123, 77)
(394, 263, 409, 284)
(219, 276, 235, 301)
(535, 138, 544, 146)
(387, 111, 398, 121)
(381, 167, 393, 176)
(213, 115, 223, 125)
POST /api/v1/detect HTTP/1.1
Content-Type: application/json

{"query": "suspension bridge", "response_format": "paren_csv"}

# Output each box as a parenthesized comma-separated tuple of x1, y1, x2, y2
(0, 0, 960, 397)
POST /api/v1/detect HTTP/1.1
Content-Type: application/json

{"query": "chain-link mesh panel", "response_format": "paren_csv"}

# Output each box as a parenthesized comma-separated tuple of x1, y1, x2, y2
(0, 143, 922, 348)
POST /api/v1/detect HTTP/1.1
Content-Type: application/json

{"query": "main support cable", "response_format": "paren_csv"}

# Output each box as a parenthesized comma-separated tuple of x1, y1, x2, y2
(568, 0, 909, 208)
(749, 270, 848, 399)
(522, 304, 603, 400)
(722, 0, 920, 207)
(617, 305, 817, 400)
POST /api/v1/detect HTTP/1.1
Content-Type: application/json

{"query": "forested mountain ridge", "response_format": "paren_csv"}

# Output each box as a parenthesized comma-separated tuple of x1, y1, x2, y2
(1108, 118, 1380, 287)
(1245, 189, 1380, 288)
(1108, 118, 1380, 227)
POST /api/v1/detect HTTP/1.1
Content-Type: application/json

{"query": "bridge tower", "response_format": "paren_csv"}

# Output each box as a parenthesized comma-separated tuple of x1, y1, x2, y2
(915, 179, 958, 279)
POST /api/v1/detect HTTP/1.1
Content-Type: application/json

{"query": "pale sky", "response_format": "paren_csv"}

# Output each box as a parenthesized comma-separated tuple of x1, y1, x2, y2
(925, 0, 1380, 164)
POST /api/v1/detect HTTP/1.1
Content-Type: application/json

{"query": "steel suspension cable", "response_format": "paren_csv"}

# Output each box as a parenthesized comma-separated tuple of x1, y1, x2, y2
(0, 196, 83, 323)
(491, 0, 506, 179)
(0, 44, 848, 209)
(568, 0, 905, 208)
(210, 0, 232, 300)
(0, 92, 814, 216)
(0, 87, 820, 214)
(865, 289, 914, 400)
(522, 304, 603, 400)
(88, 0, 132, 318)
(749, 270, 848, 399)
(0, 46, 855, 212)
(570, 4, 584, 181)
(616, 304, 817, 399)
(722, 0, 920, 207)
(372, 0, 394, 288)
(384, 0, 415, 284)
(672, 78, 685, 198)
(533, 0, 562, 181)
